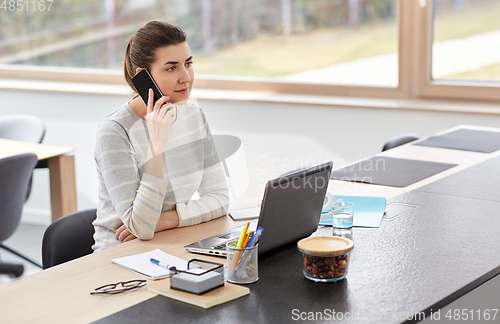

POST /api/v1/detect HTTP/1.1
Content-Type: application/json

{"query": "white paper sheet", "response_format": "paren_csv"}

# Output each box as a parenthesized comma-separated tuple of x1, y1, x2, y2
(112, 249, 190, 280)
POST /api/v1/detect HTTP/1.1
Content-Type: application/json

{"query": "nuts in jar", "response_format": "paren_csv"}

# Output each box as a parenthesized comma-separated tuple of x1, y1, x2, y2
(303, 254, 348, 279)
(297, 236, 354, 282)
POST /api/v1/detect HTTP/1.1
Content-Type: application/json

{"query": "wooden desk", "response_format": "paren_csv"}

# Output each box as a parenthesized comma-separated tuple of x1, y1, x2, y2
(0, 125, 499, 323)
(0, 138, 77, 221)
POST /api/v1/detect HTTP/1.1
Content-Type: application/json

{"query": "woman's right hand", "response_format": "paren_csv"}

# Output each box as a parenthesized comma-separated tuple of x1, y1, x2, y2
(145, 88, 176, 156)
(115, 224, 137, 243)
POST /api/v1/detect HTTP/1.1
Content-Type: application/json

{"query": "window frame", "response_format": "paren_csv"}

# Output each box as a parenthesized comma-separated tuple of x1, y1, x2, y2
(413, 0, 500, 102)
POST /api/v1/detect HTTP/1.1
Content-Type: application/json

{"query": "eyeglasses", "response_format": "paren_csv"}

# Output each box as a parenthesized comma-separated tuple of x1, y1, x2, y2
(90, 279, 146, 295)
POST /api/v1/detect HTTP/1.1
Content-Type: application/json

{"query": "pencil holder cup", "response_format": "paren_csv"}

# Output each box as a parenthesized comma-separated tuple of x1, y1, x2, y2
(226, 241, 259, 284)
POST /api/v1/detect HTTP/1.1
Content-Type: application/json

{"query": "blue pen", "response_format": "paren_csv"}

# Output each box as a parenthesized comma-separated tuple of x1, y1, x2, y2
(246, 226, 263, 248)
(150, 258, 177, 272)
(231, 227, 263, 279)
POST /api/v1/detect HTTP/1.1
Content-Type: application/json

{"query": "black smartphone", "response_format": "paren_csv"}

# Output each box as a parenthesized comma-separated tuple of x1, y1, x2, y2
(131, 68, 164, 107)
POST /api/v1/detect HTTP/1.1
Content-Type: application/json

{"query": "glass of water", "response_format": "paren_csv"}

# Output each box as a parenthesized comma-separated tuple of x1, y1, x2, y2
(332, 201, 354, 236)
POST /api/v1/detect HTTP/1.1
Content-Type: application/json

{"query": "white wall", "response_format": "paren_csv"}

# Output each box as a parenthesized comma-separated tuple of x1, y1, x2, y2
(1, 87, 500, 224)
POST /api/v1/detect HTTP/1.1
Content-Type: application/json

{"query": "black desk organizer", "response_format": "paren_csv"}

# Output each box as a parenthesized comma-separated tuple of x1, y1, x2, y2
(95, 156, 500, 324)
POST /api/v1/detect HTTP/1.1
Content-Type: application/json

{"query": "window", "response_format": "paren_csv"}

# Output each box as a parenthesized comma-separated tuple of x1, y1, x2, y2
(0, 0, 399, 91)
(432, 0, 500, 83)
(192, 0, 399, 88)
(0, 0, 159, 69)
(415, 0, 500, 101)
(0, 0, 499, 102)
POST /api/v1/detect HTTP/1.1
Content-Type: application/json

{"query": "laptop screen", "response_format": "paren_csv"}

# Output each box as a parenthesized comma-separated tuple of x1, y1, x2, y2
(256, 161, 333, 254)
(184, 161, 333, 256)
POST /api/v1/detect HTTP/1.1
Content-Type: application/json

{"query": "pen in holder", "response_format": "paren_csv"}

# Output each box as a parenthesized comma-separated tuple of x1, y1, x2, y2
(170, 259, 225, 295)
(226, 241, 259, 284)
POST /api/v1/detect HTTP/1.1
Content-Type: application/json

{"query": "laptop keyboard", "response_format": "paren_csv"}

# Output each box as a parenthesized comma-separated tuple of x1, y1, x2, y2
(212, 243, 227, 250)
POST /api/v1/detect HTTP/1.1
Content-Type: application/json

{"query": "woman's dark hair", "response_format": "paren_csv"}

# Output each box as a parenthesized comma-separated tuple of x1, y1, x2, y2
(124, 21, 187, 93)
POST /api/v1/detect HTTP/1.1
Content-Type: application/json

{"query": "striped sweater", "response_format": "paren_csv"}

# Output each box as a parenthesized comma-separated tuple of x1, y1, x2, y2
(92, 100, 229, 251)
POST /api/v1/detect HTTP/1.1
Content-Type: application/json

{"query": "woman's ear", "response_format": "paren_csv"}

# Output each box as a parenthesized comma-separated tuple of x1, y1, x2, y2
(135, 67, 143, 74)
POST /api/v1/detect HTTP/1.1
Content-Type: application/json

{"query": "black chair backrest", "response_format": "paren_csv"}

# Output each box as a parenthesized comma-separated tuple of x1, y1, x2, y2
(42, 209, 97, 269)
(0, 153, 38, 242)
(279, 166, 310, 178)
(0, 262, 24, 278)
(0, 114, 45, 143)
(382, 133, 420, 152)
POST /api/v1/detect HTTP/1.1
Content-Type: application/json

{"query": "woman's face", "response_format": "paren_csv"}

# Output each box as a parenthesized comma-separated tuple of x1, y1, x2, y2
(147, 42, 194, 104)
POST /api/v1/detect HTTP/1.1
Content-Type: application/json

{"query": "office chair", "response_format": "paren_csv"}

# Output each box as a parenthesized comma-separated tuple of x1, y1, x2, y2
(0, 114, 46, 143)
(382, 133, 420, 152)
(0, 262, 24, 278)
(41, 209, 97, 269)
(0, 114, 46, 200)
(0, 153, 41, 268)
(212, 135, 249, 201)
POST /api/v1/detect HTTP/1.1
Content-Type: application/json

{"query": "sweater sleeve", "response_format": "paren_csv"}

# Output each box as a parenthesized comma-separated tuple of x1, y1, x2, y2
(95, 120, 168, 239)
(175, 112, 230, 227)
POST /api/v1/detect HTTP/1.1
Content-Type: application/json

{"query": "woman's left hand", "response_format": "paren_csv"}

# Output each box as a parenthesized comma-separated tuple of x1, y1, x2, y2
(115, 224, 137, 242)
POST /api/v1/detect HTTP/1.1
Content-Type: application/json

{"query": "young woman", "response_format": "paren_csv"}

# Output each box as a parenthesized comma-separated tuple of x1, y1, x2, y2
(92, 21, 229, 251)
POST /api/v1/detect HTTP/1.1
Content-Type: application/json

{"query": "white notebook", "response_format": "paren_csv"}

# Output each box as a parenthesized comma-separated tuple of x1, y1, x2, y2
(228, 206, 260, 220)
(112, 249, 190, 280)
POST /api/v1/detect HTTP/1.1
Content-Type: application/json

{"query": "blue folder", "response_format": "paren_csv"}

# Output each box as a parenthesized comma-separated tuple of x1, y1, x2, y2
(319, 195, 386, 228)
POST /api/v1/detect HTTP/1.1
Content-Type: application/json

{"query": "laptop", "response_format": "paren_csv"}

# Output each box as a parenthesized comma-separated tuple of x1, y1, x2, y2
(185, 161, 333, 257)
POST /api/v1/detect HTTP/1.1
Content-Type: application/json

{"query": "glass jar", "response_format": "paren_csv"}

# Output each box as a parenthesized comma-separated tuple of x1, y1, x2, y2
(297, 236, 354, 282)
